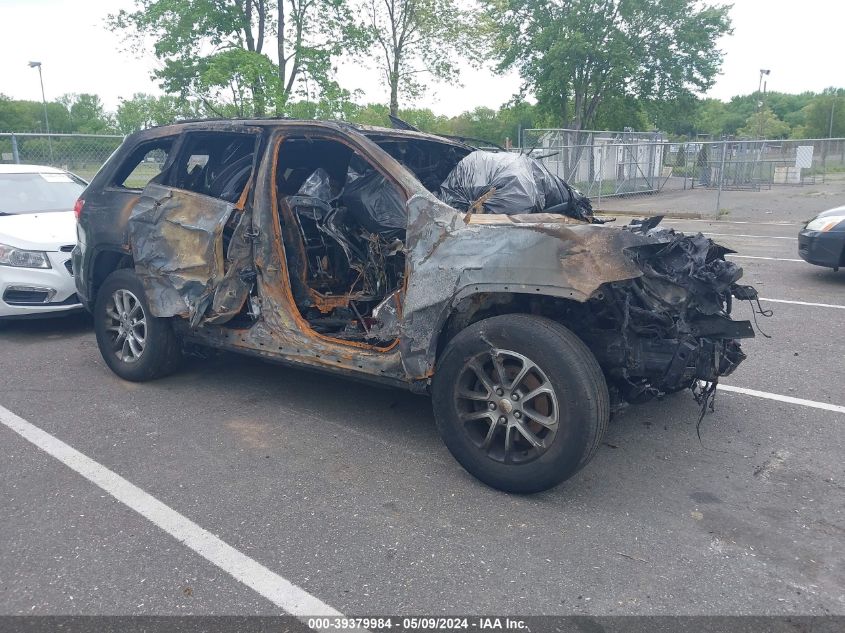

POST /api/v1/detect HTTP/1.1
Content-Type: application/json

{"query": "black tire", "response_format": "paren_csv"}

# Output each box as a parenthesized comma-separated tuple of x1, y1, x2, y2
(432, 314, 609, 494)
(94, 269, 182, 381)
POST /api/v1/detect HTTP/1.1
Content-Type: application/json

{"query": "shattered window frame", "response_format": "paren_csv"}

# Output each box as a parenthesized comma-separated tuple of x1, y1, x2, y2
(275, 133, 411, 207)
(110, 136, 178, 191)
(165, 130, 262, 203)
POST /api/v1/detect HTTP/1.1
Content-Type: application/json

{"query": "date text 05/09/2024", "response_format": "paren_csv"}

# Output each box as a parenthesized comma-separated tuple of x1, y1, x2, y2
(306, 617, 529, 630)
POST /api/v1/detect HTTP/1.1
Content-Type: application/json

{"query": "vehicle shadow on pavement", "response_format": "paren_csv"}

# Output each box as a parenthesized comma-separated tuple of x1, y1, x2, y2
(175, 349, 441, 447)
(1, 315, 752, 499)
(802, 268, 845, 289)
(168, 347, 732, 499)
(0, 311, 92, 339)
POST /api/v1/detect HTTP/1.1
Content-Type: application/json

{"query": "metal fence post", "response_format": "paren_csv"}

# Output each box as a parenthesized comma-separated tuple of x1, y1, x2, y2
(597, 146, 603, 209)
(11, 134, 20, 164)
(715, 140, 727, 216)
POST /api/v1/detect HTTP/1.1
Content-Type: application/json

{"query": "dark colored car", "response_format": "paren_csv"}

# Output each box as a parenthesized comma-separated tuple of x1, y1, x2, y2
(799, 205, 845, 271)
(73, 119, 755, 493)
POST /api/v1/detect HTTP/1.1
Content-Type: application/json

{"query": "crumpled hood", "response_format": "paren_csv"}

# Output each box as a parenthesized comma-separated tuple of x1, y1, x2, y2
(0, 211, 77, 251)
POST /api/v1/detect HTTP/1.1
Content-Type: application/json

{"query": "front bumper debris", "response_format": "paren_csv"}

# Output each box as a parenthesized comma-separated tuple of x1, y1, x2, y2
(564, 216, 762, 403)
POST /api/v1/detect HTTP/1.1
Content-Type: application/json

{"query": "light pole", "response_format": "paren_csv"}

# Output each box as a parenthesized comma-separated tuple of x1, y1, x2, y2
(757, 69, 771, 139)
(28, 61, 54, 163)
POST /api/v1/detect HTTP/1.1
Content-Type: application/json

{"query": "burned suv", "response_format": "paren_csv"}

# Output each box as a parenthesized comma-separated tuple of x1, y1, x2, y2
(73, 120, 755, 493)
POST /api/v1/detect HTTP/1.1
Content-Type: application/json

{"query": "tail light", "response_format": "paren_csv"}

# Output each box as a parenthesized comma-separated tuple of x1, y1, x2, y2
(73, 198, 85, 220)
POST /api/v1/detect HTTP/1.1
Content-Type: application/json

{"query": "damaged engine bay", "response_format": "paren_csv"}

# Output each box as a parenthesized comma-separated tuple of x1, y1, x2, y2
(546, 216, 759, 404)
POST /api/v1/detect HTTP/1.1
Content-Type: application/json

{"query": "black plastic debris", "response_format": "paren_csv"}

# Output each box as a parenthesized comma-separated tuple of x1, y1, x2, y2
(343, 165, 406, 233)
(624, 218, 743, 315)
(438, 151, 594, 221)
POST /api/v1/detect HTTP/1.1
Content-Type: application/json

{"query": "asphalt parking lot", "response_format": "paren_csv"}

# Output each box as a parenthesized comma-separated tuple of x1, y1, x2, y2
(1, 217, 843, 618)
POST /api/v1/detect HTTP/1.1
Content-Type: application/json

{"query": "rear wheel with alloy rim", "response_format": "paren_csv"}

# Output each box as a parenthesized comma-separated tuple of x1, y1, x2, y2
(432, 314, 609, 493)
(94, 269, 182, 381)
(104, 289, 147, 364)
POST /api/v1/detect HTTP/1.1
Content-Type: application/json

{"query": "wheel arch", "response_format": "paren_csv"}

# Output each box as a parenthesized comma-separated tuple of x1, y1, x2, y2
(89, 248, 134, 306)
(432, 288, 591, 367)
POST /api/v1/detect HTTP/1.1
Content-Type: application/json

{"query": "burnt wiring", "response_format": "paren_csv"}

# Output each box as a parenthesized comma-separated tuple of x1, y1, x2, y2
(692, 380, 718, 443)
(748, 299, 773, 338)
(732, 284, 774, 338)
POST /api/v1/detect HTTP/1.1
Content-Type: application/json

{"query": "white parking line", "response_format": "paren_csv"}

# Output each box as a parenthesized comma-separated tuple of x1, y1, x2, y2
(729, 255, 804, 262)
(705, 233, 798, 240)
(662, 219, 800, 226)
(760, 297, 845, 309)
(718, 385, 845, 414)
(0, 404, 345, 622)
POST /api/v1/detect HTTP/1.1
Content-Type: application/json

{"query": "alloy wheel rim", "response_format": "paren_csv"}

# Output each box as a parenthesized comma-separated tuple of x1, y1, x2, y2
(105, 289, 147, 364)
(454, 348, 559, 465)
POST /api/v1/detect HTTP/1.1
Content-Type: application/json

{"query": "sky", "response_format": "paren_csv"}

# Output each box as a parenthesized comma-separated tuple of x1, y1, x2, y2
(0, 0, 843, 117)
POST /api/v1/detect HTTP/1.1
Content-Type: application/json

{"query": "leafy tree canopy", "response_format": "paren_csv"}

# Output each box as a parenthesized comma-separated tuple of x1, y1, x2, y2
(360, 0, 482, 116)
(109, 0, 367, 116)
(480, 0, 732, 136)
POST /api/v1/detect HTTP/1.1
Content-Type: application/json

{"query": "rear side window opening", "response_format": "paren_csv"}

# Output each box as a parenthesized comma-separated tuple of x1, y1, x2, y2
(112, 138, 176, 190)
(167, 132, 258, 203)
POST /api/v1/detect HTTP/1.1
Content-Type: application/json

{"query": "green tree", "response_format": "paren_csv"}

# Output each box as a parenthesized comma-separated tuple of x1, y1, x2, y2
(395, 107, 450, 133)
(0, 95, 72, 133)
(592, 92, 650, 132)
(362, 0, 481, 116)
(801, 89, 845, 138)
(110, 0, 365, 116)
(481, 0, 731, 135)
(765, 91, 815, 127)
(495, 101, 546, 148)
(447, 107, 502, 142)
(344, 102, 392, 126)
(736, 107, 791, 139)
(0, 95, 47, 132)
(115, 93, 203, 134)
(643, 93, 699, 137)
(694, 98, 749, 137)
(59, 94, 114, 133)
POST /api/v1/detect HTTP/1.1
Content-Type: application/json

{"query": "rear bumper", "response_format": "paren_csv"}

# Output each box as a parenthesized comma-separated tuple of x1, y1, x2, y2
(71, 244, 91, 310)
(0, 251, 82, 318)
(798, 230, 845, 269)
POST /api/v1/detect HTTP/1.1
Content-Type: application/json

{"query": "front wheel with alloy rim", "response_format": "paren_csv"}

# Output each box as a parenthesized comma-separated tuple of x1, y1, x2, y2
(94, 269, 182, 381)
(432, 314, 609, 493)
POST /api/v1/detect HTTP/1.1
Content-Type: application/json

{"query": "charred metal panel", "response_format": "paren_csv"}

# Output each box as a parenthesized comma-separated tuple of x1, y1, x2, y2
(398, 195, 649, 378)
(206, 208, 255, 324)
(128, 183, 234, 325)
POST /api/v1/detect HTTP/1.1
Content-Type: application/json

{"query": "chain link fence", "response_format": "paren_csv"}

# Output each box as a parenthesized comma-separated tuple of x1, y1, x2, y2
(0, 133, 124, 182)
(520, 129, 845, 219)
(4, 131, 845, 220)
(520, 129, 668, 208)
(666, 138, 845, 189)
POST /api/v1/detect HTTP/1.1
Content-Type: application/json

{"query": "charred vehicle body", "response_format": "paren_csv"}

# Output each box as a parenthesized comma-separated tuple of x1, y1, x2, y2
(73, 120, 756, 493)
